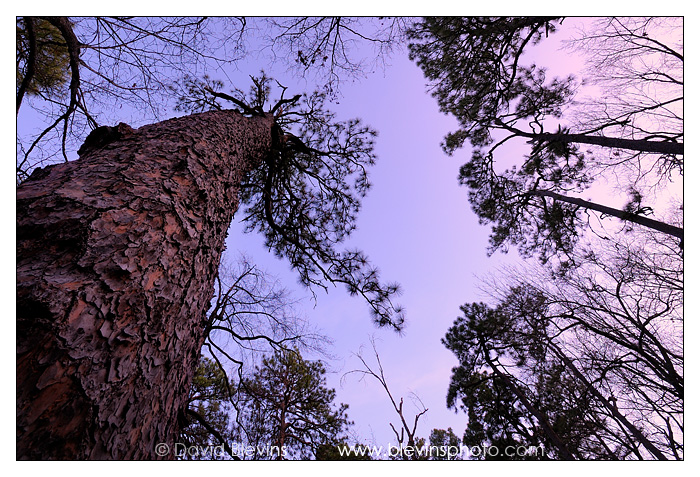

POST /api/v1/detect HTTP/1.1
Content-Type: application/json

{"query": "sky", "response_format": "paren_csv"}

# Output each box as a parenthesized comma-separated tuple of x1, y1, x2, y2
(11, 14, 687, 462)
(224, 43, 492, 446)
(217, 18, 597, 449)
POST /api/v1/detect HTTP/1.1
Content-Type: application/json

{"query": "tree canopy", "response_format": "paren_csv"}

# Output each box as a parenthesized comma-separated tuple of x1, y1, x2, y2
(234, 349, 352, 460)
(413, 18, 682, 460)
(443, 224, 682, 459)
(408, 17, 683, 264)
(173, 73, 406, 329)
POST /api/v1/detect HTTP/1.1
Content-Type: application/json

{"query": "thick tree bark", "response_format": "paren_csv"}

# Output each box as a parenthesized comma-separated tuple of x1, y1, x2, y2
(17, 110, 275, 459)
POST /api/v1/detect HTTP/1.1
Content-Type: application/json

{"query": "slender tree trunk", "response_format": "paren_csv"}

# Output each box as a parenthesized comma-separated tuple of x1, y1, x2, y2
(479, 338, 576, 460)
(530, 189, 684, 240)
(496, 120, 684, 156)
(16, 17, 36, 114)
(536, 131, 683, 156)
(545, 340, 669, 460)
(17, 110, 274, 459)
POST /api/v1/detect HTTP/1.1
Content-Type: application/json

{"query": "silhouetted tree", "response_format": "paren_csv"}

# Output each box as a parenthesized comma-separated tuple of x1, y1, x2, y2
(201, 254, 326, 386)
(427, 427, 462, 460)
(315, 442, 375, 460)
(178, 255, 324, 461)
(408, 17, 683, 263)
(445, 225, 682, 460)
(178, 357, 238, 460)
(16, 17, 72, 110)
(262, 17, 408, 96)
(444, 302, 579, 460)
(346, 339, 429, 460)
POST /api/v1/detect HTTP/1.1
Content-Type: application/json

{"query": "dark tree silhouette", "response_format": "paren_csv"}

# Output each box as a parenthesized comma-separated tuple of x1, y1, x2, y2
(346, 339, 428, 460)
(179, 357, 238, 460)
(408, 17, 683, 263)
(445, 227, 682, 459)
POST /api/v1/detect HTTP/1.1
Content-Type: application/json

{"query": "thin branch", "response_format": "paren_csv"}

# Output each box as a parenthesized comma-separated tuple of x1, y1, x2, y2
(185, 408, 240, 460)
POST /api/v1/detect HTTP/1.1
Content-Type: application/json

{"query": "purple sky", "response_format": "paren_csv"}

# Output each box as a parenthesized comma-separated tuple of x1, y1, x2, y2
(225, 48, 492, 445)
(221, 20, 595, 448)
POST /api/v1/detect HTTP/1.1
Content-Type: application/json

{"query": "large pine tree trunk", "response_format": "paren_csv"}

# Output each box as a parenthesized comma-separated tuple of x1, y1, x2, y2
(17, 110, 274, 459)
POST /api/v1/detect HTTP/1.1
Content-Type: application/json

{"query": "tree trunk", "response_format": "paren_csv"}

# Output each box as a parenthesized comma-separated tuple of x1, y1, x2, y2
(536, 131, 683, 156)
(530, 189, 684, 240)
(496, 120, 684, 156)
(478, 338, 576, 460)
(17, 110, 275, 459)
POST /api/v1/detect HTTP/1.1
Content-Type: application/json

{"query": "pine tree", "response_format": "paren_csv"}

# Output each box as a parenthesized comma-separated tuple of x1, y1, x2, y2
(17, 80, 401, 459)
(408, 17, 683, 263)
(235, 349, 351, 460)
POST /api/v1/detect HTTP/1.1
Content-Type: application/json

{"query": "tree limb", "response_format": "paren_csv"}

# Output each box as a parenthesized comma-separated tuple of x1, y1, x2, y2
(185, 407, 241, 460)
